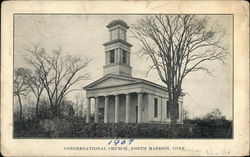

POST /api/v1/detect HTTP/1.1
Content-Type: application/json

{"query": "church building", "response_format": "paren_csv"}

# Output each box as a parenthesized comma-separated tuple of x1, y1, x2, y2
(83, 19, 183, 124)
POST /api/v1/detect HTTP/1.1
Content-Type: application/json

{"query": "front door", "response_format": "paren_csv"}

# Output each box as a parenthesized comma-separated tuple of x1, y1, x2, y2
(99, 108, 104, 123)
(136, 106, 138, 123)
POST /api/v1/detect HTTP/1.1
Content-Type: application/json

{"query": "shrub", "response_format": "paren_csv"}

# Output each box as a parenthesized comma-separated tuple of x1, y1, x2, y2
(14, 118, 232, 138)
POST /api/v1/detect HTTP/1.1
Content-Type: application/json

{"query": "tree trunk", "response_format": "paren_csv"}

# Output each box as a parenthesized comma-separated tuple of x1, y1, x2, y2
(168, 89, 176, 124)
(17, 95, 23, 120)
(172, 96, 179, 124)
(168, 88, 180, 125)
(35, 97, 40, 119)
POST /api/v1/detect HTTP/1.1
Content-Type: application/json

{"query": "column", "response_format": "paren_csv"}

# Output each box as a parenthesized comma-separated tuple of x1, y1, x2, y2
(128, 53, 130, 65)
(126, 52, 129, 65)
(115, 49, 119, 63)
(118, 49, 121, 63)
(94, 97, 99, 123)
(104, 96, 109, 123)
(118, 28, 120, 39)
(138, 93, 143, 123)
(125, 94, 130, 123)
(86, 97, 91, 123)
(105, 51, 108, 65)
(109, 30, 112, 41)
(125, 31, 127, 41)
(114, 95, 119, 123)
(107, 51, 110, 64)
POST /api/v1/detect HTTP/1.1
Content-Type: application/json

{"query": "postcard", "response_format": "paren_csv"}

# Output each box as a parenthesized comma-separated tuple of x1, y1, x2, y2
(1, 0, 249, 156)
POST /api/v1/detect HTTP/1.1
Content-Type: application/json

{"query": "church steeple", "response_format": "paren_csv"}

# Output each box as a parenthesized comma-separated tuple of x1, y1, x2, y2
(103, 19, 132, 77)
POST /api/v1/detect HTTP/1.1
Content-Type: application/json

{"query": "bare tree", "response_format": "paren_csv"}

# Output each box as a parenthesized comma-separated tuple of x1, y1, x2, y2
(14, 68, 30, 120)
(22, 69, 44, 119)
(132, 15, 227, 124)
(25, 46, 91, 116)
(74, 94, 86, 118)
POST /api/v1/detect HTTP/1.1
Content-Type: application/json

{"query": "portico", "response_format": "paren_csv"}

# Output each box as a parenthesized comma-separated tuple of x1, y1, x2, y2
(86, 92, 143, 123)
(84, 75, 147, 123)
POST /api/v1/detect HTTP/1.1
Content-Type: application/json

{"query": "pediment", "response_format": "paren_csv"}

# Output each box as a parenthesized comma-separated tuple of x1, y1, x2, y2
(84, 75, 140, 89)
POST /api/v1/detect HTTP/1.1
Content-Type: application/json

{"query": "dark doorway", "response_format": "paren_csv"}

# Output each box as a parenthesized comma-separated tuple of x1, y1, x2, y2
(136, 106, 138, 123)
(99, 108, 104, 123)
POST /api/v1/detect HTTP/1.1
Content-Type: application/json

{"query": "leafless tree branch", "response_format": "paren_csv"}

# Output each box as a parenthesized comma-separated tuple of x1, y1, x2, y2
(24, 46, 92, 116)
(131, 15, 227, 124)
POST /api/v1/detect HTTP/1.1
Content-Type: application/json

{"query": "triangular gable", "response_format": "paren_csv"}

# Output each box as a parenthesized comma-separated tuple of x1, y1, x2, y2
(84, 74, 140, 89)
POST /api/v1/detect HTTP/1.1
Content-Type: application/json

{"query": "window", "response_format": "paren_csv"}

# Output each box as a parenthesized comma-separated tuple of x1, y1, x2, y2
(110, 50, 115, 63)
(154, 98, 158, 118)
(167, 101, 170, 119)
(122, 50, 127, 64)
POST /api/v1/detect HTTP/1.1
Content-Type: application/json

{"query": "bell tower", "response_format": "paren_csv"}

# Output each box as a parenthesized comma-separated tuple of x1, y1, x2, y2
(103, 19, 132, 77)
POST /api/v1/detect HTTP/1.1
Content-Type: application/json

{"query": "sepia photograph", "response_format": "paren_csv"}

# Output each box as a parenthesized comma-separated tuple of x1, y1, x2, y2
(1, 1, 249, 156)
(13, 14, 233, 139)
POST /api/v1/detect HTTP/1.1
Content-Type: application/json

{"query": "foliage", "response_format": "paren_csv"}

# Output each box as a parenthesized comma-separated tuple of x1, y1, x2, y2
(14, 118, 232, 138)
(13, 98, 76, 122)
(35, 98, 76, 120)
(202, 108, 226, 120)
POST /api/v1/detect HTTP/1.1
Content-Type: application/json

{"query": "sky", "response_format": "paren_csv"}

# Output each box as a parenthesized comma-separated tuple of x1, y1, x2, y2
(14, 14, 233, 119)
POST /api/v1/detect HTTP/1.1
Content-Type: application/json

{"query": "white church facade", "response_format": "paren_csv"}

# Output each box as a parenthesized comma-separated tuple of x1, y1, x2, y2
(83, 19, 183, 124)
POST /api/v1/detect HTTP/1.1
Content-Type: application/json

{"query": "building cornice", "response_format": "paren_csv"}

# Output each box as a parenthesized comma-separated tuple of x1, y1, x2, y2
(107, 19, 129, 29)
(83, 74, 168, 92)
(103, 63, 132, 69)
(103, 39, 132, 47)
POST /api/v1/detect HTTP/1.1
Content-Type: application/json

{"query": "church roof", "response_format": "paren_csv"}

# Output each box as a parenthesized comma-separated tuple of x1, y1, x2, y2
(106, 19, 129, 29)
(83, 74, 168, 91)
